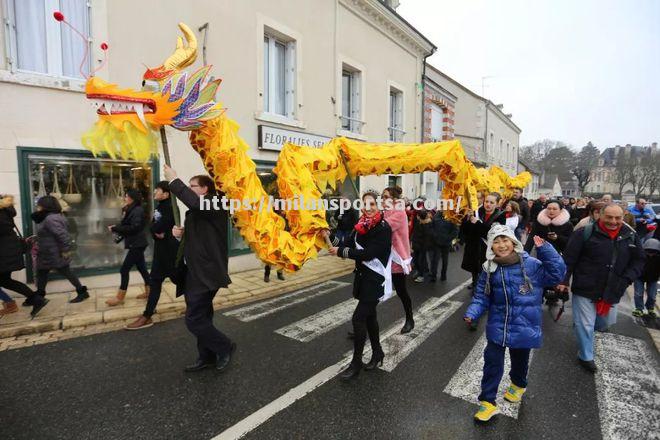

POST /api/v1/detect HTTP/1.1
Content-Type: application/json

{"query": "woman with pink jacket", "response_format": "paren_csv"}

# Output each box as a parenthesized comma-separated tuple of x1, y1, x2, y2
(383, 186, 415, 333)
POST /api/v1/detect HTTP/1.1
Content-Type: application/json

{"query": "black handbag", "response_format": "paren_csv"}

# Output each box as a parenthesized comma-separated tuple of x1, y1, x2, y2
(12, 220, 28, 254)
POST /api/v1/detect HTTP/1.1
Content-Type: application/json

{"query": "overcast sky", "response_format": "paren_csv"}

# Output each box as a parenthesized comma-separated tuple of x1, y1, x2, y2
(397, 0, 660, 150)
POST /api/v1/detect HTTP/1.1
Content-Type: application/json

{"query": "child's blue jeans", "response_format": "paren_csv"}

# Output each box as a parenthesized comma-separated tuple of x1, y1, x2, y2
(479, 340, 531, 405)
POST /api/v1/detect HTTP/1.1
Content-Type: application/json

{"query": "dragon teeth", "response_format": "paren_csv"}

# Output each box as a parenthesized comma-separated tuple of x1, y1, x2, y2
(135, 104, 147, 129)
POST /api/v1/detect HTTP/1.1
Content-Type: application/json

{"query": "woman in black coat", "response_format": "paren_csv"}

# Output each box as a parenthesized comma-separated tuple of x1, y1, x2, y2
(31, 196, 88, 304)
(524, 200, 573, 254)
(460, 193, 507, 289)
(0, 195, 48, 317)
(126, 181, 180, 329)
(328, 190, 392, 381)
(107, 188, 150, 306)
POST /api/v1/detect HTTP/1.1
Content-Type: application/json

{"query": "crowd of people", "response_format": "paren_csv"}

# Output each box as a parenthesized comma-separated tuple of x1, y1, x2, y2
(1, 171, 658, 423)
(326, 188, 657, 422)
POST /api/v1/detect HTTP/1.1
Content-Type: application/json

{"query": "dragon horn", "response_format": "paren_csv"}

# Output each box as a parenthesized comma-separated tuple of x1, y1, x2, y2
(162, 23, 198, 71)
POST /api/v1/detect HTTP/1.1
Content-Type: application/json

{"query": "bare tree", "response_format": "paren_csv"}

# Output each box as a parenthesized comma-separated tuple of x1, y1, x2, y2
(613, 150, 635, 197)
(571, 142, 600, 194)
(637, 149, 660, 197)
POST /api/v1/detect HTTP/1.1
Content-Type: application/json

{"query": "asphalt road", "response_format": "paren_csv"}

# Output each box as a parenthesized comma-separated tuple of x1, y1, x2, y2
(1, 251, 658, 440)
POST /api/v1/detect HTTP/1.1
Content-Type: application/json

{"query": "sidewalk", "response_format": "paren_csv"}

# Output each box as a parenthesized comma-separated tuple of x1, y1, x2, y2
(0, 255, 353, 351)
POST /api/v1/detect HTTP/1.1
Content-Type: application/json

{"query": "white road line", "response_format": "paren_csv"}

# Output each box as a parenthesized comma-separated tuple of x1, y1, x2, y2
(380, 299, 462, 372)
(212, 278, 471, 440)
(224, 280, 350, 322)
(275, 299, 356, 342)
(594, 332, 660, 440)
(443, 333, 535, 419)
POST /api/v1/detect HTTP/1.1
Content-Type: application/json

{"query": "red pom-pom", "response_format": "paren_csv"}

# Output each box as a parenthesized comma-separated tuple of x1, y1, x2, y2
(53, 11, 64, 22)
(100, 42, 108, 51)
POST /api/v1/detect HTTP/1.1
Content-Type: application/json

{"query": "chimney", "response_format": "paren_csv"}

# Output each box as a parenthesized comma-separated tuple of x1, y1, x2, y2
(383, 0, 401, 9)
(652, 142, 658, 150)
(505, 113, 513, 119)
(496, 104, 504, 110)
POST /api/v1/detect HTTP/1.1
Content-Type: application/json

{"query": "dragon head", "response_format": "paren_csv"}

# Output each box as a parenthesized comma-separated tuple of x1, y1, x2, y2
(82, 23, 223, 161)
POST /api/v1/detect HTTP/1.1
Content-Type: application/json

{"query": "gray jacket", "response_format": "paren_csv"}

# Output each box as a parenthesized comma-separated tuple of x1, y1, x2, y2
(35, 213, 72, 270)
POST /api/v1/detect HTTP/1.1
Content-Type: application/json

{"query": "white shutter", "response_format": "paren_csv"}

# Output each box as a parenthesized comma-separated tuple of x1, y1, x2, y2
(285, 41, 296, 118)
(3, 0, 18, 72)
(351, 72, 361, 132)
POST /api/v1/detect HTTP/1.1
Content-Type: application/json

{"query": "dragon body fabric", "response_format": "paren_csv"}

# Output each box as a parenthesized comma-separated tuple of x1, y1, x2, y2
(80, 23, 530, 272)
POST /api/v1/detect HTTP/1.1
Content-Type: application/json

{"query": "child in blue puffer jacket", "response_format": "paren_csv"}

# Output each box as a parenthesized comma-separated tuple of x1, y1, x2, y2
(464, 224, 566, 422)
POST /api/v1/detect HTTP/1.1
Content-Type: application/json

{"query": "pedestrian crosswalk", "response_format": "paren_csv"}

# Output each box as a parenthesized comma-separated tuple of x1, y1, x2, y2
(223, 280, 350, 322)
(594, 332, 660, 440)
(443, 333, 534, 419)
(218, 278, 660, 440)
(275, 299, 356, 342)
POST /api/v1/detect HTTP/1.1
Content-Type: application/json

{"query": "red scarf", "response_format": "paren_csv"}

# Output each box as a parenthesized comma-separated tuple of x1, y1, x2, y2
(484, 212, 493, 223)
(598, 220, 621, 240)
(355, 211, 383, 235)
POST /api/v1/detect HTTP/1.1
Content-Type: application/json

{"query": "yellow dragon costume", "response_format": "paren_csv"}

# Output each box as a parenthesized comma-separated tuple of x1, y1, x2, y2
(78, 23, 530, 272)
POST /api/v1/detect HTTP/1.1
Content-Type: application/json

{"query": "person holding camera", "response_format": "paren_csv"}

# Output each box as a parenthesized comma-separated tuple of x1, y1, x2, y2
(524, 200, 573, 254)
(106, 188, 150, 306)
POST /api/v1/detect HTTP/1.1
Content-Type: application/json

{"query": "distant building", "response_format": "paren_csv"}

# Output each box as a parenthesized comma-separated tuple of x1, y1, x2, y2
(585, 142, 659, 198)
(518, 159, 541, 199)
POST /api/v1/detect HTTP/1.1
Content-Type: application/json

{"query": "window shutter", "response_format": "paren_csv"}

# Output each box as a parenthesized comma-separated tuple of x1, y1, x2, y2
(285, 41, 296, 119)
(351, 73, 361, 131)
(3, 0, 18, 72)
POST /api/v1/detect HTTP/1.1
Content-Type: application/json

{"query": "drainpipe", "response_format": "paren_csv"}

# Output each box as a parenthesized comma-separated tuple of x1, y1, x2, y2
(419, 52, 433, 196)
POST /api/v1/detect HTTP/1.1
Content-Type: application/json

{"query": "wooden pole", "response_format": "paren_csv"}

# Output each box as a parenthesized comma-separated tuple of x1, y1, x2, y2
(339, 150, 359, 198)
(159, 126, 181, 226)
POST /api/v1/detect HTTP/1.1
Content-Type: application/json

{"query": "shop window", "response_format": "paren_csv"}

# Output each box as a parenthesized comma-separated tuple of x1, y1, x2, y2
(18, 148, 157, 278)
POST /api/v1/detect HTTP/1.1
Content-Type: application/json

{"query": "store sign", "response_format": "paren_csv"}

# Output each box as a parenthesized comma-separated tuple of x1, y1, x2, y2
(258, 125, 332, 151)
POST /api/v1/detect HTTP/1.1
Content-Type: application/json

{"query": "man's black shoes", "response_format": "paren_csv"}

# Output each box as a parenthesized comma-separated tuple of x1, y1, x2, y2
(184, 359, 215, 373)
(578, 358, 597, 373)
(216, 342, 237, 372)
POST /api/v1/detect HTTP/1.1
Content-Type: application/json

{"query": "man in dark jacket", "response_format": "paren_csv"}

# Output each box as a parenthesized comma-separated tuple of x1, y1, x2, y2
(411, 209, 433, 282)
(529, 194, 547, 225)
(511, 188, 530, 240)
(558, 204, 645, 372)
(333, 196, 358, 246)
(164, 165, 235, 373)
(428, 211, 458, 282)
(126, 181, 180, 330)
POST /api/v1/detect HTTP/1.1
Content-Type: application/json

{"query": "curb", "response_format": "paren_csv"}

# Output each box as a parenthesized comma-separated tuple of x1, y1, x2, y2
(0, 265, 353, 342)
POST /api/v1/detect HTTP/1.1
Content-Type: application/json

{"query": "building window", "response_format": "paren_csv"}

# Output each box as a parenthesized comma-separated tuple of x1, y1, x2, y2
(489, 133, 494, 154)
(18, 148, 157, 279)
(341, 66, 363, 133)
(228, 162, 278, 255)
(263, 32, 296, 118)
(5, 0, 91, 79)
(506, 142, 511, 165)
(430, 103, 444, 142)
(388, 88, 404, 141)
(388, 175, 402, 188)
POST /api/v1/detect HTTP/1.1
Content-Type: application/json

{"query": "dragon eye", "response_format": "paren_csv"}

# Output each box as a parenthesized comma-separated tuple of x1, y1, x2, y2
(142, 80, 159, 92)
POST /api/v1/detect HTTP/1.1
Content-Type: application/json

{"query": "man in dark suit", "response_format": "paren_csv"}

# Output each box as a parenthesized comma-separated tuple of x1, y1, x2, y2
(163, 164, 235, 373)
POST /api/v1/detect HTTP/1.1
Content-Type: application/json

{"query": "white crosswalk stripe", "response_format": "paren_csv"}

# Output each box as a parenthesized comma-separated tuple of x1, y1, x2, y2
(443, 333, 535, 419)
(594, 332, 660, 440)
(223, 280, 350, 322)
(380, 299, 463, 372)
(213, 279, 472, 440)
(275, 299, 356, 342)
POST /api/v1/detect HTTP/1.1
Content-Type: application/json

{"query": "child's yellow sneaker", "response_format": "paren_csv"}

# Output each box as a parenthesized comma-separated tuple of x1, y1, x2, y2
(474, 401, 499, 422)
(503, 384, 526, 403)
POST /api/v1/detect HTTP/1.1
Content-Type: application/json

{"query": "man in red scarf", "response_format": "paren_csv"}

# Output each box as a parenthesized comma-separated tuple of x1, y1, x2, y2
(558, 204, 645, 373)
